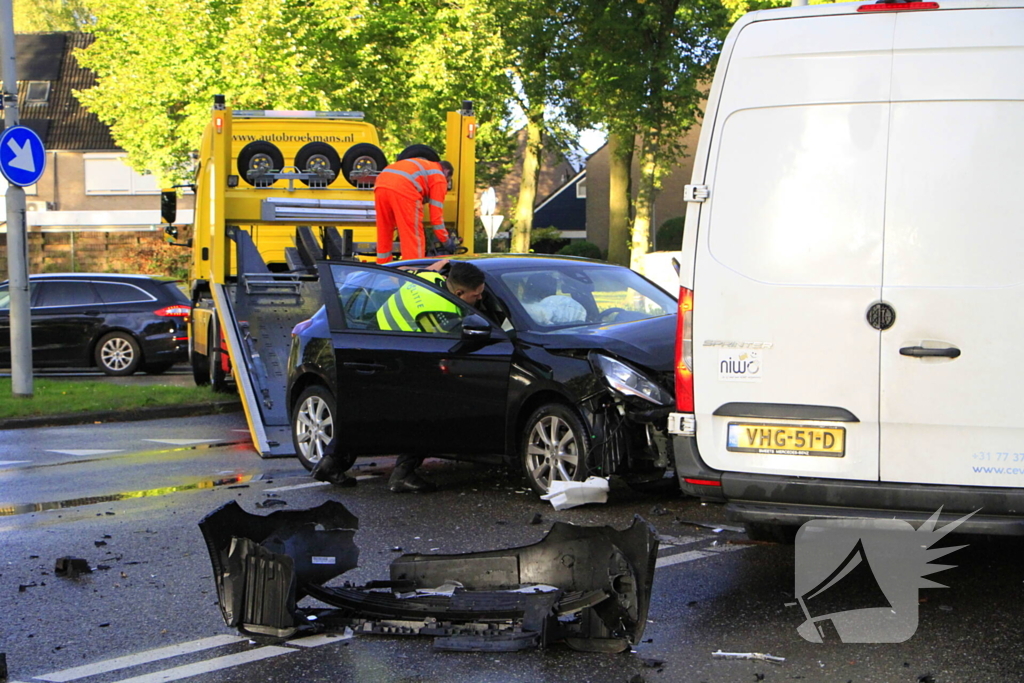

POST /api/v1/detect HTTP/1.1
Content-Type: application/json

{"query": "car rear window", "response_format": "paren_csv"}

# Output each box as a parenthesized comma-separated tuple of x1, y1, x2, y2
(94, 281, 157, 304)
(157, 280, 190, 304)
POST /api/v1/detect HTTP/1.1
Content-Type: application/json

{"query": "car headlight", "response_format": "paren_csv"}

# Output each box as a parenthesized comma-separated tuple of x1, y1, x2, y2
(592, 354, 672, 405)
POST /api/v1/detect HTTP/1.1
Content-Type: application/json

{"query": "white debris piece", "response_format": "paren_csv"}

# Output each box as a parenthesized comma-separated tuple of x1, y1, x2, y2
(540, 477, 610, 510)
(712, 650, 785, 663)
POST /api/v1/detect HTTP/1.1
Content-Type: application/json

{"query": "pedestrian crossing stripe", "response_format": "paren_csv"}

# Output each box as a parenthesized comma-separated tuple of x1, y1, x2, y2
(46, 449, 123, 457)
(143, 439, 222, 446)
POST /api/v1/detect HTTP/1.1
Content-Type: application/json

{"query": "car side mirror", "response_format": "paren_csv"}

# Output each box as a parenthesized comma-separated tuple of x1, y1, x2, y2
(461, 313, 492, 340)
(161, 189, 177, 225)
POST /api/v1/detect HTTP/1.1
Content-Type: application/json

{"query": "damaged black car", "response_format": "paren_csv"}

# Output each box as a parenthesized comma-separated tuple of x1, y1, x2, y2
(286, 255, 679, 496)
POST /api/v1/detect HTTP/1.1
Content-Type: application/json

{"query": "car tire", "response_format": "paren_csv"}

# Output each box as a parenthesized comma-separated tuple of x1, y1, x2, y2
(208, 318, 231, 393)
(521, 403, 590, 496)
(237, 141, 284, 186)
(295, 142, 342, 186)
(292, 385, 353, 472)
(341, 143, 387, 186)
(95, 332, 142, 376)
(142, 361, 175, 375)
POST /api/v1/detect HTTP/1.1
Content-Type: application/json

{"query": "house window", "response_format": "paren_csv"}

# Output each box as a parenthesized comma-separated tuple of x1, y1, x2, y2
(25, 81, 51, 104)
(576, 180, 587, 199)
(84, 154, 160, 195)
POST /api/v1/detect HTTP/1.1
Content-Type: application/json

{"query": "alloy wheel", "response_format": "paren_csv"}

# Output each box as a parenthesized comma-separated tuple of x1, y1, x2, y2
(525, 415, 580, 492)
(295, 395, 334, 465)
(100, 337, 135, 372)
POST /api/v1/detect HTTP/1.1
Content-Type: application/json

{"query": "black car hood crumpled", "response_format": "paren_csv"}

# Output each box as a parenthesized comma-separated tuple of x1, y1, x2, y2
(521, 314, 676, 373)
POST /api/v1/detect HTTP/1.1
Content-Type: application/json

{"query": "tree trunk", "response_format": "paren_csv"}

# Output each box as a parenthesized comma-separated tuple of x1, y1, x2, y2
(511, 108, 544, 253)
(606, 132, 633, 266)
(630, 134, 660, 268)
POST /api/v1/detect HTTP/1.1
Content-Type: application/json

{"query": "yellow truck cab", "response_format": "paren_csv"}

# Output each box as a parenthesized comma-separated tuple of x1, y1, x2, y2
(164, 95, 476, 456)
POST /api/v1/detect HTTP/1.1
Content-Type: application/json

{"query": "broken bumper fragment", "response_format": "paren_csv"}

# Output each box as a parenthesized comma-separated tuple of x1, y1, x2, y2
(199, 501, 658, 651)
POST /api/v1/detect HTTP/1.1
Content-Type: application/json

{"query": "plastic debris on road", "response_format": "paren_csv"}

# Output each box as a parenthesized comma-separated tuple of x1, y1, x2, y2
(712, 650, 785, 663)
(540, 476, 609, 510)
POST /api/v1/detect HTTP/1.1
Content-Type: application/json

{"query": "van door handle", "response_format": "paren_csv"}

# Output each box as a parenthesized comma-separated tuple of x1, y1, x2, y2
(343, 361, 386, 374)
(899, 345, 961, 359)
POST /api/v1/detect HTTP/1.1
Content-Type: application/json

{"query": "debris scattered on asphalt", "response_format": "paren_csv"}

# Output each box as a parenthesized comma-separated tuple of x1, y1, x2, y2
(938, 605, 953, 612)
(28, 555, 38, 559)
(918, 674, 936, 683)
(649, 506, 669, 516)
(55, 557, 92, 578)
(390, 546, 403, 552)
(95, 565, 111, 571)
(98, 623, 110, 628)
(529, 513, 543, 525)
(712, 650, 785, 663)
(641, 657, 664, 668)
(105, 511, 115, 515)
(18, 583, 39, 592)
(677, 520, 745, 534)
(628, 674, 645, 683)
(540, 477, 610, 510)
(0, 651, 7, 682)
(101, 534, 112, 539)
(226, 485, 249, 490)
(94, 541, 107, 547)
(754, 674, 765, 682)
(255, 499, 288, 509)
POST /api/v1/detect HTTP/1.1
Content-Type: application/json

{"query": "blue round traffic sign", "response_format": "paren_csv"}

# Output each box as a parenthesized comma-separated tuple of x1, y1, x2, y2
(0, 126, 46, 187)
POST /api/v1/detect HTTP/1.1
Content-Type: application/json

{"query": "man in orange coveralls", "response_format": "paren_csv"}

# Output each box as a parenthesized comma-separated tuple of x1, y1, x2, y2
(374, 145, 459, 264)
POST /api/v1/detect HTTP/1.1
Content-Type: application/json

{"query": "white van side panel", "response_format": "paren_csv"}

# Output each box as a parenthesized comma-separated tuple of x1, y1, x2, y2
(693, 16, 895, 481)
(879, 9, 1024, 487)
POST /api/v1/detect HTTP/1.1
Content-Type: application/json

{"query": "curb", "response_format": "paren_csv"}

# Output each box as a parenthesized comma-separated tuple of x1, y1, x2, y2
(0, 400, 244, 430)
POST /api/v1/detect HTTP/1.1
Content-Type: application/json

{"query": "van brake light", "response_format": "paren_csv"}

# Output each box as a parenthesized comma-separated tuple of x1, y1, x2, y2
(675, 287, 694, 412)
(857, 1, 938, 11)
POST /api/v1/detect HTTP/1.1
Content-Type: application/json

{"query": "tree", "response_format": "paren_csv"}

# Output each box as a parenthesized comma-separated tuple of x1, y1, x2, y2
(75, 0, 513, 185)
(14, 0, 96, 32)
(561, 0, 728, 267)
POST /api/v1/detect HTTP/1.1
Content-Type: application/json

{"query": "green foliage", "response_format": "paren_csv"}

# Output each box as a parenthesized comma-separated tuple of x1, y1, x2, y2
(14, 0, 96, 31)
(530, 226, 568, 254)
(655, 216, 685, 250)
(558, 240, 602, 260)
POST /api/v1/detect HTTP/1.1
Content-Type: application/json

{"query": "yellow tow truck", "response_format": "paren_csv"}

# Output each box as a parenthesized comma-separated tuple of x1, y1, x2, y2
(162, 96, 477, 456)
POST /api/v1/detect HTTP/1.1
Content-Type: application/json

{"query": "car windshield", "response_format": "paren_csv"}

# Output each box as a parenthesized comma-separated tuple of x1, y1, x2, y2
(498, 264, 676, 330)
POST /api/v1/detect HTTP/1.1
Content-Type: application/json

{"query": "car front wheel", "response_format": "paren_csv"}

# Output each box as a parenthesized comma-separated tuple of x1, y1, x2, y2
(521, 403, 590, 496)
(95, 332, 141, 376)
(292, 385, 352, 472)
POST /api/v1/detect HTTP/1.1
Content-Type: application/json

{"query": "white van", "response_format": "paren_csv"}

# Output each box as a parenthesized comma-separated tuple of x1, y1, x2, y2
(669, 0, 1024, 536)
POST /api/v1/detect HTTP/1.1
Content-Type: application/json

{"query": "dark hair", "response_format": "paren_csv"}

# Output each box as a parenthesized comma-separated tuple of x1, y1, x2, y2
(396, 144, 441, 163)
(447, 261, 485, 291)
(439, 160, 454, 175)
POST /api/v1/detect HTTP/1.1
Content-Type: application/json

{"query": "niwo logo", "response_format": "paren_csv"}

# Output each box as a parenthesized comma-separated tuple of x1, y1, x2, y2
(718, 349, 761, 382)
(794, 508, 976, 643)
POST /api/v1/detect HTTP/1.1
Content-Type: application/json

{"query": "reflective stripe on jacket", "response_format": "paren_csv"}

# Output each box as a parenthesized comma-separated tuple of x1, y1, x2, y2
(376, 271, 461, 332)
(375, 157, 448, 233)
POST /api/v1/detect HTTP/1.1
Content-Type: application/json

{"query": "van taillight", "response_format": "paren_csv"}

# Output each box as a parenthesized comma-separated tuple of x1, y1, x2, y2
(154, 305, 190, 317)
(857, 1, 938, 11)
(675, 287, 694, 412)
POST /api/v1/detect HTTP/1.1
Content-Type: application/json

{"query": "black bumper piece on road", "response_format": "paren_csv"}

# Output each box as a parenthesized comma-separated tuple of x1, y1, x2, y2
(199, 501, 659, 651)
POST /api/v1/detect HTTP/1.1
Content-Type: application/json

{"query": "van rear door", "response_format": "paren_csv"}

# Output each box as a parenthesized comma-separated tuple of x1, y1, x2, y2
(693, 14, 897, 482)
(879, 9, 1024, 487)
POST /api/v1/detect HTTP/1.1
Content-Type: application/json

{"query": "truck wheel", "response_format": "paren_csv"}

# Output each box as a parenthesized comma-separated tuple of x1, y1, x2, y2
(341, 143, 387, 186)
(95, 332, 141, 376)
(521, 403, 590, 496)
(292, 385, 353, 472)
(208, 320, 231, 393)
(295, 142, 341, 186)
(237, 141, 284, 186)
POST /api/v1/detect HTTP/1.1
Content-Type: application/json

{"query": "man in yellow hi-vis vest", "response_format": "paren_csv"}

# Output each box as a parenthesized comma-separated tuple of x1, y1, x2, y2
(379, 261, 486, 491)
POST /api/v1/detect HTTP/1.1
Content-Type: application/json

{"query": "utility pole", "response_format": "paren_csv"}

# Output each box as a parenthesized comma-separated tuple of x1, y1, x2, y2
(1, 0, 34, 398)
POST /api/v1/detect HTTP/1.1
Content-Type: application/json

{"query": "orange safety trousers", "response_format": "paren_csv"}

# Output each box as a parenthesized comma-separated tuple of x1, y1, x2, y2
(375, 187, 425, 265)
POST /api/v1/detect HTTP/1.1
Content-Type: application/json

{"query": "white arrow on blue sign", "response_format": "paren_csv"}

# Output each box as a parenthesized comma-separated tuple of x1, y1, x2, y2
(0, 125, 47, 187)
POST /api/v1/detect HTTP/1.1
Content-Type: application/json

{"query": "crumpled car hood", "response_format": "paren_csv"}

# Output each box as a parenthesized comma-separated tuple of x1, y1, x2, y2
(520, 314, 676, 373)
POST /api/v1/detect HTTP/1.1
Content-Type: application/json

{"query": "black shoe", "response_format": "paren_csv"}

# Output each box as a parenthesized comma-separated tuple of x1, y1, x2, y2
(311, 457, 357, 487)
(388, 473, 436, 493)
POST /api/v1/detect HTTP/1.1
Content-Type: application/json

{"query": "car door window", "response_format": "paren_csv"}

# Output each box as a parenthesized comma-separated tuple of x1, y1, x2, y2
(34, 281, 102, 308)
(0, 284, 9, 310)
(328, 265, 470, 335)
(94, 282, 154, 304)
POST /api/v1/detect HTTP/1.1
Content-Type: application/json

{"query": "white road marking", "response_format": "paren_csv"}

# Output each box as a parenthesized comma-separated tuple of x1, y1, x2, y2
(656, 543, 752, 568)
(34, 635, 247, 682)
(657, 534, 700, 547)
(0, 460, 31, 466)
(286, 632, 354, 648)
(46, 449, 122, 457)
(112, 646, 293, 683)
(143, 439, 222, 446)
(263, 481, 331, 493)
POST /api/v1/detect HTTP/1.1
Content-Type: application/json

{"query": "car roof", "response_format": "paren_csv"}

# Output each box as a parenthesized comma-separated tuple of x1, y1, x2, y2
(398, 254, 616, 273)
(1, 273, 182, 287)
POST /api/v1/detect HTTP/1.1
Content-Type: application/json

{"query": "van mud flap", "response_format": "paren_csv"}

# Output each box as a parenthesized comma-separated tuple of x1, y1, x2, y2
(199, 501, 658, 651)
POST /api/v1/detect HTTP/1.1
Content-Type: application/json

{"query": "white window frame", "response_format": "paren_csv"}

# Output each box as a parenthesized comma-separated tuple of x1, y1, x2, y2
(84, 153, 161, 196)
(576, 180, 587, 199)
(25, 81, 51, 104)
